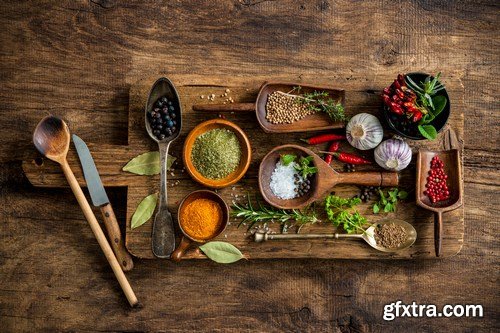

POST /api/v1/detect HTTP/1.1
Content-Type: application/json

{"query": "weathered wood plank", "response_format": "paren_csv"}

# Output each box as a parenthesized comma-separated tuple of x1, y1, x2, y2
(1, 0, 498, 331)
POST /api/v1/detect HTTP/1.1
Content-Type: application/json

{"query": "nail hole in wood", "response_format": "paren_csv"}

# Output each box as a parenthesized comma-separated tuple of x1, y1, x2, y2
(34, 157, 44, 166)
(105, 212, 110, 217)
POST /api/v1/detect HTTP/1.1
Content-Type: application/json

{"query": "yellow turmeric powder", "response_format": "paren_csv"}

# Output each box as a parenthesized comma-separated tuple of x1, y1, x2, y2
(180, 198, 222, 240)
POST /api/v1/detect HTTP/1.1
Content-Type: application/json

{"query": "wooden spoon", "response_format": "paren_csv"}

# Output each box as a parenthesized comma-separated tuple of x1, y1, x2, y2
(259, 144, 398, 209)
(33, 116, 138, 307)
(416, 149, 463, 257)
(193, 82, 345, 133)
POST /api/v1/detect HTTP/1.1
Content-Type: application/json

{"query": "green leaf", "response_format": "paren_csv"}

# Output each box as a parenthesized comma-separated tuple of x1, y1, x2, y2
(199, 241, 244, 264)
(131, 192, 158, 229)
(418, 125, 438, 140)
(281, 154, 296, 166)
(373, 204, 380, 214)
(123, 151, 175, 175)
(384, 203, 393, 213)
(388, 189, 398, 202)
(432, 95, 447, 117)
(378, 189, 388, 205)
(397, 190, 408, 200)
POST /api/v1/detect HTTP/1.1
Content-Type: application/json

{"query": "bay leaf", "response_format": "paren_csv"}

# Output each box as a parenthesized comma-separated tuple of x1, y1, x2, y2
(131, 192, 158, 229)
(122, 151, 176, 175)
(199, 241, 244, 264)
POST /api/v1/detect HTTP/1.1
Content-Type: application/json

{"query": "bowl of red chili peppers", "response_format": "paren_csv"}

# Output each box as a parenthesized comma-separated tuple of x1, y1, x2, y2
(382, 72, 450, 140)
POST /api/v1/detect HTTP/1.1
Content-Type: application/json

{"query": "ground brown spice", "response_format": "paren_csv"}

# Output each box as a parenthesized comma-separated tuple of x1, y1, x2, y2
(374, 223, 408, 249)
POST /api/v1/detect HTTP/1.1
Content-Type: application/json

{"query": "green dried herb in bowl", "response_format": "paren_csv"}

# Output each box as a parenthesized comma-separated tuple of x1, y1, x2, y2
(191, 128, 242, 179)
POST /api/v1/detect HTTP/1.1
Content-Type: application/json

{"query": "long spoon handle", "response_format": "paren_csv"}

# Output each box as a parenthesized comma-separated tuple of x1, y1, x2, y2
(255, 231, 363, 242)
(151, 142, 176, 258)
(434, 211, 443, 257)
(334, 171, 399, 187)
(193, 103, 255, 112)
(60, 160, 138, 307)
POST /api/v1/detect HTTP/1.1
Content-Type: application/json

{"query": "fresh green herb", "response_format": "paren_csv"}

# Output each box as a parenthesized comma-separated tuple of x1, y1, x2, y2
(324, 195, 367, 234)
(131, 192, 158, 229)
(122, 151, 175, 175)
(294, 155, 318, 179)
(405, 73, 447, 140)
(199, 241, 244, 264)
(191, 128, 241, 179)
(280, 154, 296, 166)
(372, 188, 408, 214)
(291, 86, 348, 122)
(232, 195, 319, 231)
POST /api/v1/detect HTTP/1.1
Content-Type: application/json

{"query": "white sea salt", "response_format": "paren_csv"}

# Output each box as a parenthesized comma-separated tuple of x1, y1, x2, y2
(269, 161, 302, 199)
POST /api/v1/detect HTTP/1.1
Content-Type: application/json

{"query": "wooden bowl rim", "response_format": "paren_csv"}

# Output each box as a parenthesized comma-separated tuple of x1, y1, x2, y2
(183, 118, 252, 189)
(258, 144, 322, 209)
(255, 81, 346, 133)
(177, 190, 229, 242)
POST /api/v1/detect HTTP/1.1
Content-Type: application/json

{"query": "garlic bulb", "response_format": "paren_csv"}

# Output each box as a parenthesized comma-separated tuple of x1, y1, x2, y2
(374, 138, 412, 171)
(346, 113, 384, 150)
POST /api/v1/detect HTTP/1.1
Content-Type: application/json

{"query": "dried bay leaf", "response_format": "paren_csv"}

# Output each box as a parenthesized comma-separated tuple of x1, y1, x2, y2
(123, 151, 176, 175)
(131, 192, 158, 229)
(199, 241, 244, 264)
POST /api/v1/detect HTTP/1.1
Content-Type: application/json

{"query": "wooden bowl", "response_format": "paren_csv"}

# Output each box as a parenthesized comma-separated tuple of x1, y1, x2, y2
(183, 119, 251, 188)
(172, 190, 229, 262)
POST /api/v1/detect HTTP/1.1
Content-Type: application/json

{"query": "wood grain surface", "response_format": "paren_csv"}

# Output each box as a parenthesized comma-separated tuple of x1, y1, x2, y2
(1, 0, 499, 332)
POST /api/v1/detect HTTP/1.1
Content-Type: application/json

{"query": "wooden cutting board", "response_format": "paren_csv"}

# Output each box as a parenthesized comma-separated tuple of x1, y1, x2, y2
(22, 79, 464, 259)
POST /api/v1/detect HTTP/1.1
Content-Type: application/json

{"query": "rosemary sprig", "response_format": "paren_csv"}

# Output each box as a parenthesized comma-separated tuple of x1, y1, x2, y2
(231, 195, 319, 231)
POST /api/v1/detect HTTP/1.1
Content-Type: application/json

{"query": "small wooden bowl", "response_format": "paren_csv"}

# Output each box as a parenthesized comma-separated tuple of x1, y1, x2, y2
(172, 190, 229, 262)
(183, 119, 252, 188)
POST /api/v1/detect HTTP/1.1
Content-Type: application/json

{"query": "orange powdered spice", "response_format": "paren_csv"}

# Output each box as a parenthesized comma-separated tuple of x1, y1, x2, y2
(180, 198, 222, 240)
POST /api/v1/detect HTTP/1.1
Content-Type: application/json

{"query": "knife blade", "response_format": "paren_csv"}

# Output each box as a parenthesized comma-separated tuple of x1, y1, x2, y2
(72, 134, 134, 271)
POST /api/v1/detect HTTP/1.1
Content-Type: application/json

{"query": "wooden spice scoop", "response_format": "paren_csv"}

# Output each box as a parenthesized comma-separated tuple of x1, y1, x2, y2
(259, 144, 399, 209)
(192, 82, 345, 133)
(171, 190, 229, 262)
(416, 149, 463, 257)
(33, 116, 138, 307)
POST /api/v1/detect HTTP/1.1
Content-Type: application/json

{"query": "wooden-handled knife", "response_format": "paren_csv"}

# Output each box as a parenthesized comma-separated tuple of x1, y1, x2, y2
(72, 134, 134, 271)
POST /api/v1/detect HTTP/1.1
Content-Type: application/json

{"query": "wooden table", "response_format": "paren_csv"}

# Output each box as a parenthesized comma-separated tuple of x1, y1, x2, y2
(0, 1, 498, 331)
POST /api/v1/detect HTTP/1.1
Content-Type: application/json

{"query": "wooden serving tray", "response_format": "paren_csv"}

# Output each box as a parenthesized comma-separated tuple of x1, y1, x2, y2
(22, 80, 464, 259)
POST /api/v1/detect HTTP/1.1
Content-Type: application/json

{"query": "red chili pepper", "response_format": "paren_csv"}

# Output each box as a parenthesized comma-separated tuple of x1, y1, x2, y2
(382, 94, 391, 106)
(393, 79, 401, 90)
(397, 74, 406, 85)
(383, 87, 391, 95)
(412, 110, 423, 122)
(395, 88, 405, 99)
(301, 133, 345, 145)
(326, 152, 372, 165)
(324, 141, 340, 164)
(390, 102, 404, 115)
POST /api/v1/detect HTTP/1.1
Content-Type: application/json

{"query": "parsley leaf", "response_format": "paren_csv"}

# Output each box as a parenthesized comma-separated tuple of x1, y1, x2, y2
(280, 154, 297, 166)
(324, 195, 367, 234)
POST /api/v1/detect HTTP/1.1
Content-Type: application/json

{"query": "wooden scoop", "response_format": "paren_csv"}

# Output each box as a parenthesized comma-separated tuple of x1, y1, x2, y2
(192, 82, 345, 133)
(33, 116, 138, 307)
(416, 149, 463, 257)
(259, 144, 399, 209)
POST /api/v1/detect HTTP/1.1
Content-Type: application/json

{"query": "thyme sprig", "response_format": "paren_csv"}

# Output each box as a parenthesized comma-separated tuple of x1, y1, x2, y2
(277, 86, 347, 122)
(231, 196, 319, 231)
